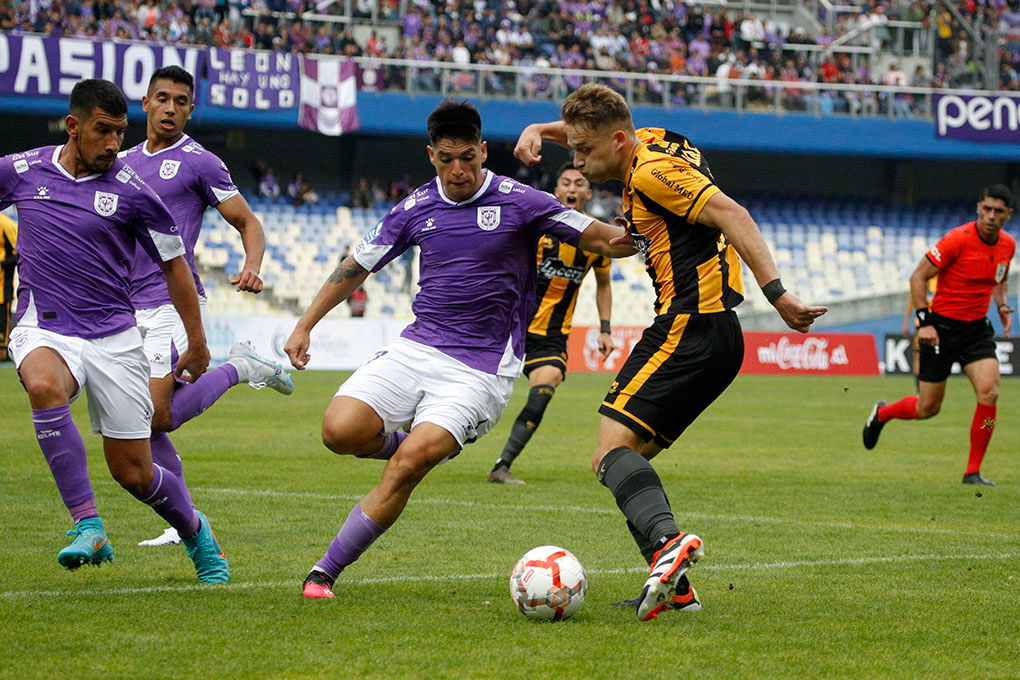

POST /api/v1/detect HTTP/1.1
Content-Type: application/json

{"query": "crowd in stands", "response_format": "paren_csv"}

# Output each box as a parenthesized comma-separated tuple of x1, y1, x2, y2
(4, 0, 1020, 107)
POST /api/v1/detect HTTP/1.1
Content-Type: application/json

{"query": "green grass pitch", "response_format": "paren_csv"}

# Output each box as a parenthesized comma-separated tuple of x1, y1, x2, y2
(1, 365, 1017, 679)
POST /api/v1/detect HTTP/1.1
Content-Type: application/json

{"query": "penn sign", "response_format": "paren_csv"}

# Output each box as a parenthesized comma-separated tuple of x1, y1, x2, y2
(935, 93, 1020, 143)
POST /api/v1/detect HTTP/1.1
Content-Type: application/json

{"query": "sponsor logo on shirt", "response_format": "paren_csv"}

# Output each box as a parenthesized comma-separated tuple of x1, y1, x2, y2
(159, 159, 181, 180)
(498, 179, 514, 194)
(33, 186, 50, 199)
(996, 263, 1008, 282)
(116, 168, 132, 183)
(94, 191, 119, 217)
(361, 219, 383, 246)
(537, 257, 586, 284)
(182, 143, 199, 154)
(477, 206, 501, 231)
(404, 196, 417, 211)
(929, 246, 942, 263)
(14, 159, 29, 173)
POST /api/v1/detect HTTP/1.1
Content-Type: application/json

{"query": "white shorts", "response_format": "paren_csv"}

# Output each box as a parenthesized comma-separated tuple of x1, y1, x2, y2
(9, 325, 154, 439)
(135, 297, 208, 379)
(336, 338, 515, 448)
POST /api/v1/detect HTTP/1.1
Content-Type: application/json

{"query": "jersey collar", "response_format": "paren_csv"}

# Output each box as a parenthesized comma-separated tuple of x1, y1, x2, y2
(50, 145, 102, 183)
(143, 133, 191, 157)
(434, 169, 493, 206)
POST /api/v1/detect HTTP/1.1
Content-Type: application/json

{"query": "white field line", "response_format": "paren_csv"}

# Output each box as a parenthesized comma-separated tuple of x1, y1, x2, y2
(0, 552, 1013, 600)
(195, 485, 1014, 540)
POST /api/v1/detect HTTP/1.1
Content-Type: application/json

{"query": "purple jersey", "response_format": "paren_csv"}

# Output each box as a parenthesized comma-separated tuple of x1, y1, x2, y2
(354, 171, 593, 376)
(120, 134, 239, 309)
(0, 145, 185, 339)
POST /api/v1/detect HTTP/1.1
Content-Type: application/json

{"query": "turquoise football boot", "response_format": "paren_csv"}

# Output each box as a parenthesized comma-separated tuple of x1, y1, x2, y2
(57, 517, 114, 570)
(181, 510, 230, 583)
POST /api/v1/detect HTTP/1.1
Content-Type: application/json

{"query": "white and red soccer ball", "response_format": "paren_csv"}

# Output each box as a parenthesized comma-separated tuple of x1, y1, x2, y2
(510, 545, 587, 621)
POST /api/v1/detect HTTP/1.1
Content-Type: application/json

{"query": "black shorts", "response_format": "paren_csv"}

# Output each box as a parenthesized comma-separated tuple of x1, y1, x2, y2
(599, 311, 743, 448)
(522, 333, 568, 377)
(918, 313, 996, 383)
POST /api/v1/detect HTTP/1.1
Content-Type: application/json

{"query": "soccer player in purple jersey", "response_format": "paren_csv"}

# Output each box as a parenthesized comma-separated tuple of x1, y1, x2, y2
(283, 100, 636, 599)
(1, 79, 228, 582)
(121, 66, 293, 548)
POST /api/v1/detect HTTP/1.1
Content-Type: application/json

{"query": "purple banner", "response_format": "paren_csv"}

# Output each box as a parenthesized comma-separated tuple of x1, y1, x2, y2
(935, 93, 1020, 143)
(353, 60, 385, 93)
(0, 33, 203, 101)
(205, 47, 297, 110)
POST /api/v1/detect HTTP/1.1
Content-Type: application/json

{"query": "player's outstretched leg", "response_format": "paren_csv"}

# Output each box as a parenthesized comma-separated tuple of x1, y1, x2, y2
(58, 517, 114, 570)
(489, 384, 555, 484)
(303, 503, 385, 599)
(229, 341, 294, 394)
(636, 533, 705, 621)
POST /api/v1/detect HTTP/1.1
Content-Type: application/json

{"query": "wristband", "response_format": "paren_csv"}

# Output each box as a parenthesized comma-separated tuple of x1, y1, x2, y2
(915, 309, 933, 327)
(999, 303, 1010, 311)
(762, 278, 787, 304)
(600, 320, 611, 334)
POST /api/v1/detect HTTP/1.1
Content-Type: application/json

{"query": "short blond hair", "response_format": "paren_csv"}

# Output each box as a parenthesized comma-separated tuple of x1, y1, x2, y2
(561, 84, 634, 134)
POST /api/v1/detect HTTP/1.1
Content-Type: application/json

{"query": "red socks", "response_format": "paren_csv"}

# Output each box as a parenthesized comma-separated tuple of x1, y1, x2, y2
(966, 403, 996, 476)
(878, 395, 918, 422)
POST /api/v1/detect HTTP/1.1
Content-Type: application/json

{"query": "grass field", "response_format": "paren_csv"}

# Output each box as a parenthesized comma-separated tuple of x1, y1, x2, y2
(1, 364, 1017, 679)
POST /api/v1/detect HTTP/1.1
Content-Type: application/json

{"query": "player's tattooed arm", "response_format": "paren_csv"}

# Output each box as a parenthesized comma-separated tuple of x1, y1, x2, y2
(286, 255, 370, 370)
(327, 255, 368, 284)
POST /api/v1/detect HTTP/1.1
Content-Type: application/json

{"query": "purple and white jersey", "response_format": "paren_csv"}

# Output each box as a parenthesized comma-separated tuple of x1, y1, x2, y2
(120, 134, 239, 310)
(355, 171, 594, 377)
(0, 146, 184, 339)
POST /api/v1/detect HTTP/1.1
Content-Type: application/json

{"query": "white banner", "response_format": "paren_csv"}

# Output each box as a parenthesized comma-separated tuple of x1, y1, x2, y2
(205, 315, 407, 370)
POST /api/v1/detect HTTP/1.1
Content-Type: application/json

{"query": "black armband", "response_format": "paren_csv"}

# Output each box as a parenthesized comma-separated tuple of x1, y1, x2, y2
(762, 278, 787, 304)
(915, 309, 933, 327)
(600, 319, 611, 334)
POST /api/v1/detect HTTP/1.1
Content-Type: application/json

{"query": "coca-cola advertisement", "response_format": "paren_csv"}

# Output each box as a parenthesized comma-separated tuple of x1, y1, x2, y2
(567, 327, 880, 376)
(741, 331, 880, 376)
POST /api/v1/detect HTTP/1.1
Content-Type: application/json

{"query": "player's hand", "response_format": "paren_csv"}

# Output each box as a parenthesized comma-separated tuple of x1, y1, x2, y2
(999, 304, 1013, 337)
(285, 327, 311, 370)
(773, 292, 827, 333)
(175, 342, 210, 383)
(596, 332, 615, 359)
(514, 124, 545, 166)
(916, 324, 940, 349)
(232, 267, 264, 293)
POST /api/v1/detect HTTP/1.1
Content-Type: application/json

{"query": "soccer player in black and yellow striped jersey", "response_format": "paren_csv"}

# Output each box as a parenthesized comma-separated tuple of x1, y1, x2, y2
(488, 163, 615, 484)
(0, 212, 17, 362)
(517, 84, 827, 620)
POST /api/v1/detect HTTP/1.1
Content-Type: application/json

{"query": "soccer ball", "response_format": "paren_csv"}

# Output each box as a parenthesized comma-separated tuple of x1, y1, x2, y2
(510, 545, 587, 621)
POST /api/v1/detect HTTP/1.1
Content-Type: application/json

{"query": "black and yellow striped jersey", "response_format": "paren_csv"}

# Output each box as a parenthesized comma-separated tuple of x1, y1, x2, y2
(624, 128, 744, 315)
(0, 213, 16, 305)
(528, 233, 610, 337)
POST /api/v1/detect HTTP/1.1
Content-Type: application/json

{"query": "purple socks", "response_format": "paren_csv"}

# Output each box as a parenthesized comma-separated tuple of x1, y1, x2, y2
(137, 464, 201, 538)
(33, 405, 98, 523)
(150, 432, 195, 509)
(170, 363, 238, 431)
(315, 503, 386, 579)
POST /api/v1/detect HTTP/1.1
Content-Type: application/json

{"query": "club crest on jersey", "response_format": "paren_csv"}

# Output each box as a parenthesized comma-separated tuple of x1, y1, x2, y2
(477, 206, 500, 231)
(159, 160, 181, 180)
(995, 263, 1007, 282)
(94, 191, 118, 217)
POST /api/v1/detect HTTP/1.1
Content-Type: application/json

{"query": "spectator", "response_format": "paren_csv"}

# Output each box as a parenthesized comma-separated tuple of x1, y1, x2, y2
(288, 171, 319, 206)
(259, 166, 280, 200)
(351, 178, 372, 209)
(348, 286, 367, 317)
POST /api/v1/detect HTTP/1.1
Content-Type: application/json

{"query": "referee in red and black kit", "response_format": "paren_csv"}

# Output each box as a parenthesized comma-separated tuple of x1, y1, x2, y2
(862, 184, 1016, 485)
